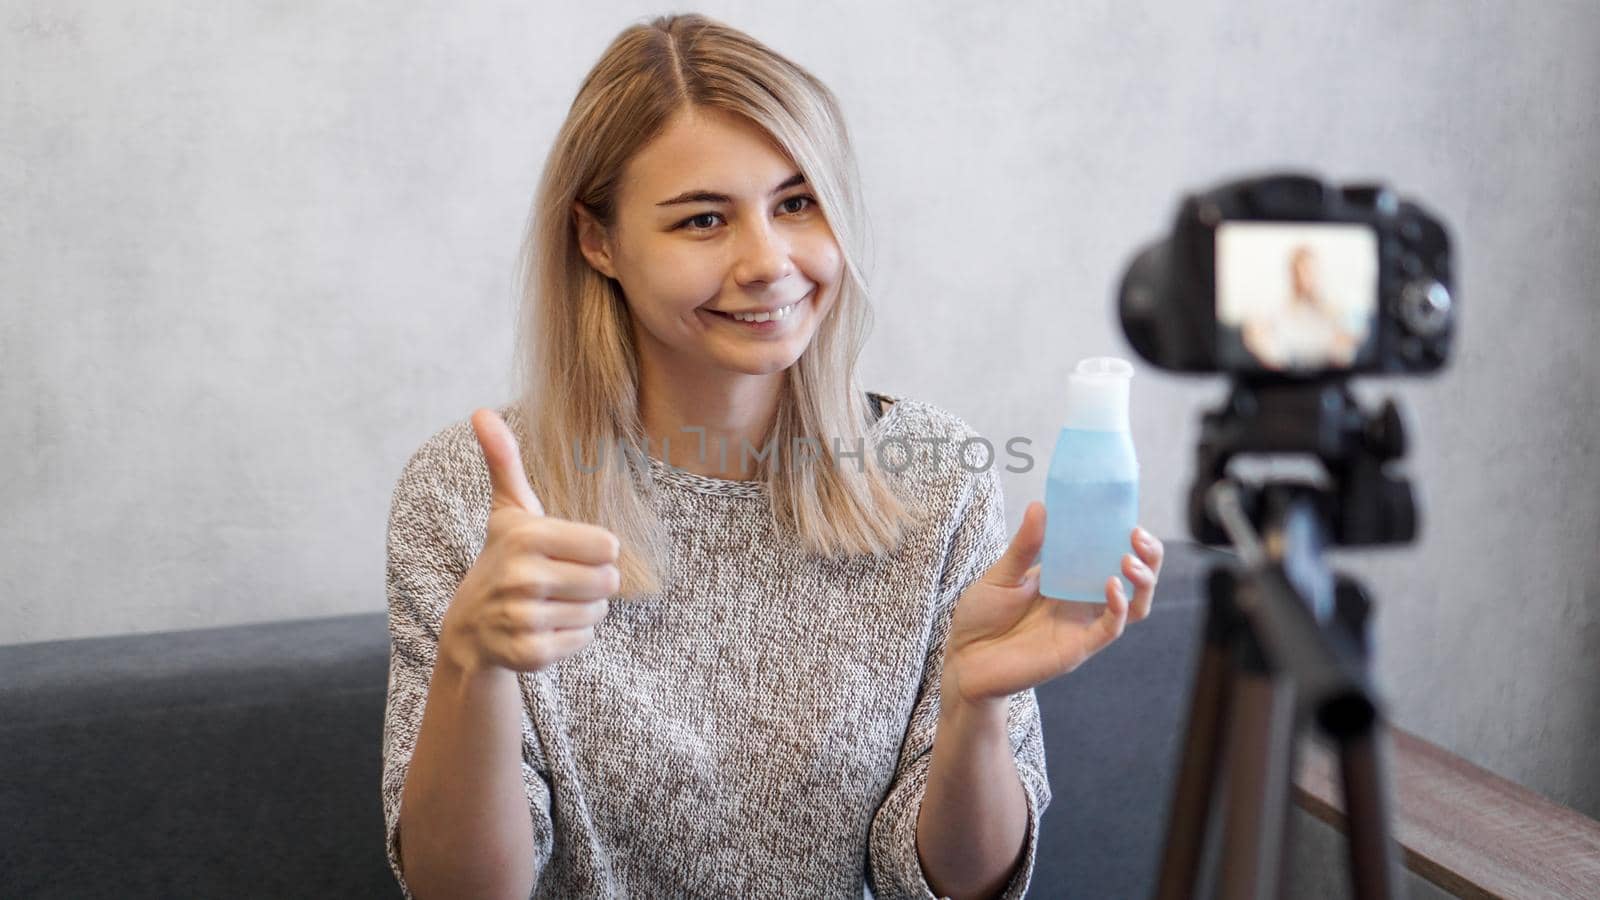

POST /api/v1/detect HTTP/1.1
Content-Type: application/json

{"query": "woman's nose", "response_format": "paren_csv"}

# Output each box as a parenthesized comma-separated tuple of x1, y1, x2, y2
(733, 220, 795, 286)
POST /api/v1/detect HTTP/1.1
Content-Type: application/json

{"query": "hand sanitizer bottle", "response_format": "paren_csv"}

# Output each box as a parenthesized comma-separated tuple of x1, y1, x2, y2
(1040, 357, 1139, 602)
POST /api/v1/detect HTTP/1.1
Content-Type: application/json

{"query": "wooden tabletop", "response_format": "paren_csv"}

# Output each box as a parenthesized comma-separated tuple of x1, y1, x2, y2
(1295, 726, 1600, 899)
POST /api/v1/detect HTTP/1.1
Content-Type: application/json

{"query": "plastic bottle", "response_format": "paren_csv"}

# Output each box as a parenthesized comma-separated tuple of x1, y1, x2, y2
(1040, 357, 1139, 603)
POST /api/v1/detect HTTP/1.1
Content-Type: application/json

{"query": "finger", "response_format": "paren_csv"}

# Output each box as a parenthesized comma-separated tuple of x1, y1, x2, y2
(472, 408, 545, 516)
(511, 519, 621, 566)
(1132, 527, 1164, 576)
(986, 501, 1046, 587)
(1095, 577, 1130, 647)
(509, 626, 595, 669)
(508, 557, 620, 603)
(1122, 553, 1156, 620)
(507, 596, 610, 633)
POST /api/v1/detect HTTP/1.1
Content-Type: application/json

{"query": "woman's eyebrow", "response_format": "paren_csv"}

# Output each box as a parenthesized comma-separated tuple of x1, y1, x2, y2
(655, 172, 806, 207)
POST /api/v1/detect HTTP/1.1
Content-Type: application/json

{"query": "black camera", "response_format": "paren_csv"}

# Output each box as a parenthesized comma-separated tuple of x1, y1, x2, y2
(1127, 175, 1455, 898)
(1119, 172, 1456, 378)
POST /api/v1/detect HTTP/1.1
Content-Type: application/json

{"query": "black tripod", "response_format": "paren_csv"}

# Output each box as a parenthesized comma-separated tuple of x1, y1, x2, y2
(1154, 380, 1413, 900)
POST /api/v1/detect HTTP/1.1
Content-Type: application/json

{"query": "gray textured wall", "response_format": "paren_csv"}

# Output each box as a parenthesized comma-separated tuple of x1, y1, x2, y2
(4, 0, 1596, 847)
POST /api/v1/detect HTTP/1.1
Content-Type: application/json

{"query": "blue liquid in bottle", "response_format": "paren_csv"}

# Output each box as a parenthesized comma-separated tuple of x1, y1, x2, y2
(1039, 356, 1139, 603)
(1040, 428, 1139, 602)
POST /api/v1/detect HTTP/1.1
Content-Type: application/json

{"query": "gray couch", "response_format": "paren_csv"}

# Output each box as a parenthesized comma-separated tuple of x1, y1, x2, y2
(0, 542, 1232, 899)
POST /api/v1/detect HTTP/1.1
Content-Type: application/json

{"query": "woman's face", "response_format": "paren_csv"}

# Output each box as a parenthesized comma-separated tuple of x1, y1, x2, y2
(1291, 250, 1319, 298)
(574, 107, 843, 382)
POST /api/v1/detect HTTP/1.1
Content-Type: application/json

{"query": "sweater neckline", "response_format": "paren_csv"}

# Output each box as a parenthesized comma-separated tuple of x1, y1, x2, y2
(643, 394, 903, 498)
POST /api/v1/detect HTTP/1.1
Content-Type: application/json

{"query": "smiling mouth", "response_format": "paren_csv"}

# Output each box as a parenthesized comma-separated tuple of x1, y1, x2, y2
(707, 289, 813, 323)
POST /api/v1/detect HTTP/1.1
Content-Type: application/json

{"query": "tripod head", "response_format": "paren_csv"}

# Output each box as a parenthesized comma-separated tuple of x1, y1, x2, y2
(1190, 377, 1418, 553)
(1187, 376, 1416, 739)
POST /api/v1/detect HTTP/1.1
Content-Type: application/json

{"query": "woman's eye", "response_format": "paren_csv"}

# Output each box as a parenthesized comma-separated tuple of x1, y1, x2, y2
(780, 195, 816, 215)
(680, 212, 722, 231)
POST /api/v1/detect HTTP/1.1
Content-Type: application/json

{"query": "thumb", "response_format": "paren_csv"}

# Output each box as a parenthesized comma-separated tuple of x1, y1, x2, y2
(985, 500, 1046, 588)
(470, 408, 545, 515)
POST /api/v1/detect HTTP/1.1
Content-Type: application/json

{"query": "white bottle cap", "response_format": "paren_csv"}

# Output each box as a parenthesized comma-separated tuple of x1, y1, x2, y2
(1063, 356, 1134, 432)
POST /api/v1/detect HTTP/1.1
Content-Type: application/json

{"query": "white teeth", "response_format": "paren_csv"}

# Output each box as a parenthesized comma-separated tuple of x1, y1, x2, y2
(732, 302, 797, 323)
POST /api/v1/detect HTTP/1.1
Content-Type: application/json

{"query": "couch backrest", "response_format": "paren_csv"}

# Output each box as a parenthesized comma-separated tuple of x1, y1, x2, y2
(0, 541, 1229, 899)
(0, 613, 396, 898)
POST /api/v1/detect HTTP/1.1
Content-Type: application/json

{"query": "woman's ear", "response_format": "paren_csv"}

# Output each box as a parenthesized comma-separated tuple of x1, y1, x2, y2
(572, 202, 618, 280)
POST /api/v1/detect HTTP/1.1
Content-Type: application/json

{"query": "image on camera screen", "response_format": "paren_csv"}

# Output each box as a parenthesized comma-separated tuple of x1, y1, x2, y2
(1215, 222, 1378, 373)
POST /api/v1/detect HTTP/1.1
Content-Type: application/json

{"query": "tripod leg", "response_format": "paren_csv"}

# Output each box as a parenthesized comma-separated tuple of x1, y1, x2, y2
(1274, 733, 1303, 900)
(1218, 667, 1297, 900)
(1331, 574, 1402, 900)
(1156, 572, 1239, 900)
(1337, 723, 1403, 900)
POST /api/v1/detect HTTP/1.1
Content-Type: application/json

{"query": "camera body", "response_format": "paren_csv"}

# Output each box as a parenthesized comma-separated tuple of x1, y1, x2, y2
(1120, 172, 1455, 378)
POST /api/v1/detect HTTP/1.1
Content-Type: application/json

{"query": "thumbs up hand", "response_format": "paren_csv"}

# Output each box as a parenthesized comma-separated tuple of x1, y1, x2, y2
(938, 501, 1164, 713)
(439, 408, 622, 676)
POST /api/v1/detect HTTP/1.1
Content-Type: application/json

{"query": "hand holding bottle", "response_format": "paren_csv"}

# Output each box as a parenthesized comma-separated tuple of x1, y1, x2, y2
(941, 501, 1164, 710)
(439, 408, 621, 675)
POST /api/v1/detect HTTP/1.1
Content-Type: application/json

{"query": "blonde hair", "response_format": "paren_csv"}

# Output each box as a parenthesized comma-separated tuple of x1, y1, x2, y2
(511, 13, 921, 599)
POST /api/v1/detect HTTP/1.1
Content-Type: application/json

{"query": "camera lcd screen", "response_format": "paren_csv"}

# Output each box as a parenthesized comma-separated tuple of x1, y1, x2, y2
(1215, 222, 1379, 373)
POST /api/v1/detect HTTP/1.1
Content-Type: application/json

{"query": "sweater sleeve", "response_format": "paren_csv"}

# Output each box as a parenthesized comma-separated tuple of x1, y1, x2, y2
(379, 445, 556, 900)
(866, 464, 1054, 900)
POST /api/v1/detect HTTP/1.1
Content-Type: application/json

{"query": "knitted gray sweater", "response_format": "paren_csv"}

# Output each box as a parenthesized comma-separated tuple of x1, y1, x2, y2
(381, 394, 1052, 899)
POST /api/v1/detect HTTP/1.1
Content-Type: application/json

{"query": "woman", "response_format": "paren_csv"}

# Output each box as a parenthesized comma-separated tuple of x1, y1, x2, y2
(1241, 244, 1361, 371)
(381, 13, 1164, 900)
